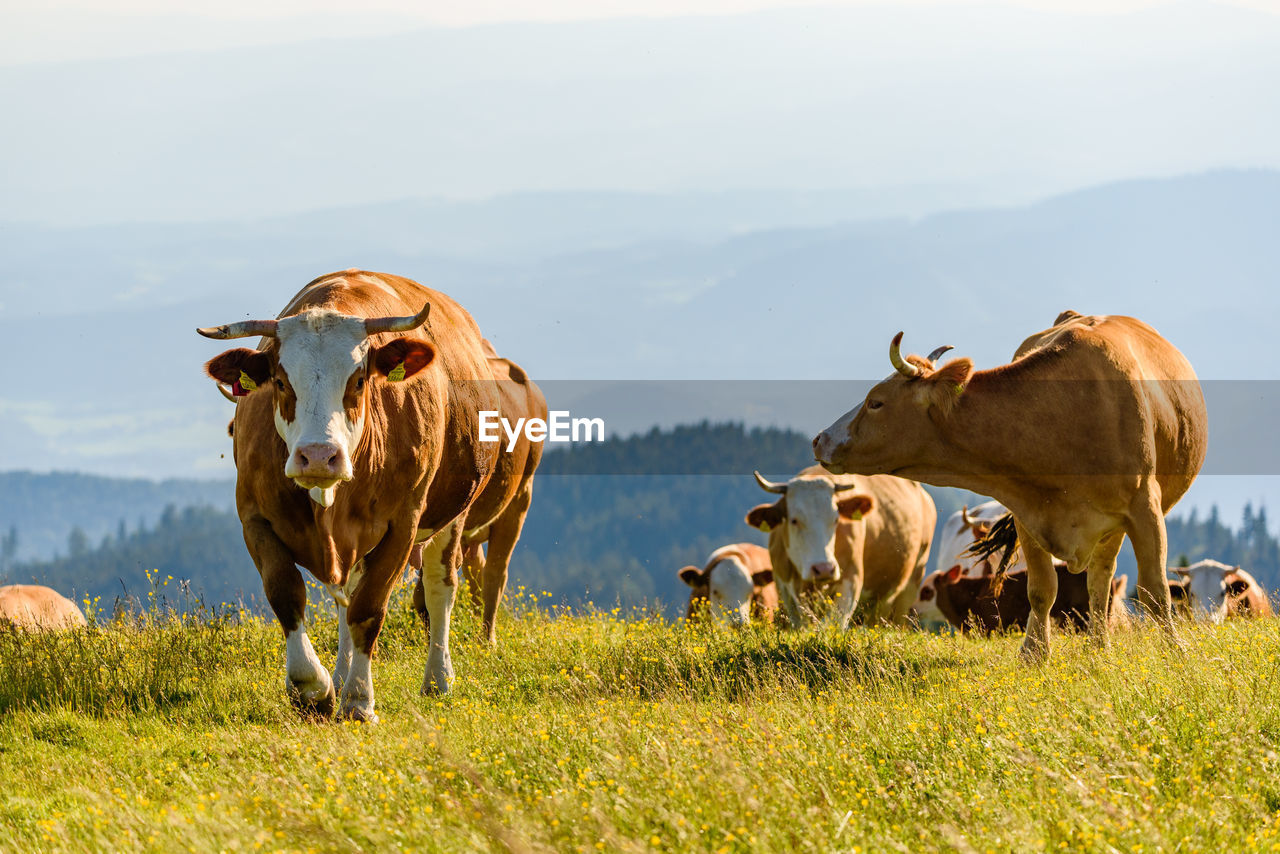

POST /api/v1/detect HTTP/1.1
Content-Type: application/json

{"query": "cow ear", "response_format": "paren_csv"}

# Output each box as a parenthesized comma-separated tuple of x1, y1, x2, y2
(752, 569, 774, 587)
(678, 566, 703, 587)
(944, 565, 964, 583)
(922, 357, 974, 416)
(206, 348, 271, 390)
(372, 338, 435, 382)
(1225, 575, 1250, 596)
(746, 503, 784, 533)
(837, 494, 875, 521)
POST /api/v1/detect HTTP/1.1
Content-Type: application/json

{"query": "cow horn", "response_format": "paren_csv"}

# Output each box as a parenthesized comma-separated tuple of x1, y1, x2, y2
(889, 332, 921, 378)
(832, 481, 863, 495)
(364, 303, 431, 336)
(196, 319, 279, 340)
(753, 471, 788, 494)
(926, 345, 954, 363)
(215, 382, 237, 403)
(960, 505, 974, 530)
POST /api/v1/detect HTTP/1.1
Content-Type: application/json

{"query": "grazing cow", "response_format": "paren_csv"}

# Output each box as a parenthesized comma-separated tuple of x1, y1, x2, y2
(914, 501, 1024, 623)
(678, 542, 776, 626)
(930, 565, 1127, 635)
(448, 348, 547, 645)
(0, 585, 87, 630)
(199, 269, 507, 722)
(814, 311, 1208, 661)
(744, 466, 934, 628)
(1168, 560, 1274, 622)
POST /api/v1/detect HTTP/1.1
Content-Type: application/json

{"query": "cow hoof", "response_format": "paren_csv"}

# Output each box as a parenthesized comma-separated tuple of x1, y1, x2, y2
(339, 703, 379, 724)
(1017, 639, 1049, 665)
(288, 679, 335, 718)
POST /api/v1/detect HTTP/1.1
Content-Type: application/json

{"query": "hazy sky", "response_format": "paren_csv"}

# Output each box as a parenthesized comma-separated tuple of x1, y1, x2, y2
(3, 0, 1276, 66)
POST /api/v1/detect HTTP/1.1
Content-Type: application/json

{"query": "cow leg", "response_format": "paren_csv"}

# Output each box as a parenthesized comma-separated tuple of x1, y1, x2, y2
(243, 517, 333, 717)
(827, 574, 863, 630)
(479, 484, 534, 645)
(778, 581, 808, 628)
(339, 526, 415, 724)
(420, 521, 465, 695)
(1127, 489, 1179, 642)
(1085, 532, 1124, 650)
(461, 538, 487, 614)
(332, 604, 352, 695)
(889, 546, 930, 626)
(1017, 519, 1057, 664)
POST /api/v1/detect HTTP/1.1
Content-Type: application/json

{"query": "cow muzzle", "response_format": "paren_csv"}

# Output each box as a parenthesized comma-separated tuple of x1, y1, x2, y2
(812, 432, 844, 473)
(810, 561, 838, 580)
(286, 442, 352, 488)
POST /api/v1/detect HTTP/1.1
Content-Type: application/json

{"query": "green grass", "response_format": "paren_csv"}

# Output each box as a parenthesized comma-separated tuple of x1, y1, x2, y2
(1, 587, 1279, 853)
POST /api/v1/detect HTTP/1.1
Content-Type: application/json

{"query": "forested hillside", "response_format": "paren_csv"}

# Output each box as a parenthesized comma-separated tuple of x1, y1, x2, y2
(5, 423, 1277, 612)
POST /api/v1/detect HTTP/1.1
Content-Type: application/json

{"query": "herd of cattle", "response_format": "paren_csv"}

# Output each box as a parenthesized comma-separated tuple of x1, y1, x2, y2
(2, 270, 1273, 725)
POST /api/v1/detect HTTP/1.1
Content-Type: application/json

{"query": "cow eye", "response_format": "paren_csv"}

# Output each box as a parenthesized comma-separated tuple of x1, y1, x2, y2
(867, 399, 884, 410)
(356, 376, 365, 391)
(273, 377, 285, 391)
(790, 518, 799, 526)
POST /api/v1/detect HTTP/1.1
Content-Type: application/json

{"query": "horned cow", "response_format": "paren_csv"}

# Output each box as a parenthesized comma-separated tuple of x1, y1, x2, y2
(200, 269, 507, 722)
(745, 466, 934, 628)
(815, 311, 1207, 661)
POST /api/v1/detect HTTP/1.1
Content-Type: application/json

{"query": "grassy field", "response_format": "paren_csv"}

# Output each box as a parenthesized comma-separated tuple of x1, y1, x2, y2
(1, 587, 1278, 853)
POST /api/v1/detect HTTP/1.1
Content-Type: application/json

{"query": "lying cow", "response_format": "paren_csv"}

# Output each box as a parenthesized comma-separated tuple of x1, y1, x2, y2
(1168, 560, 1274, 622)
(930, 565, 1128, 635)
(914, 501, 1024, 623)
(745, 466, 934, 628)
(0, 585, 87, 630)
(678, 543, 776, 626)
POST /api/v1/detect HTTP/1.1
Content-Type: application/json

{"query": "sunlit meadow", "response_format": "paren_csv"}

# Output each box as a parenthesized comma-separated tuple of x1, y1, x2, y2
(0, 581, 1278, 853)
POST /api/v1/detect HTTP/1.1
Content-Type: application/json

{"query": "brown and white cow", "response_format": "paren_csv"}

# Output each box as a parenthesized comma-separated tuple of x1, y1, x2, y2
(744, 466, 934, 628)
(930, 564, 1128, 635)
(678, 542, 776, 626)
(0, 585, 87, 630)
(914, 500, 1023, 624)
(1167, 560, 1274, 622)
(200, 269, 507, 721)
(814, 311, 1208, 661)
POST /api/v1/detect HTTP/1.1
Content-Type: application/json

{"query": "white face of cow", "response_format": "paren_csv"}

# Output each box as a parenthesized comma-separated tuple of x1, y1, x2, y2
(913, 568, 947, 622)
(1177, 561, 1235, 623)
(706, 557, 755, 626)
(781, 479, 844, 583)
(273, 311, 370, 495)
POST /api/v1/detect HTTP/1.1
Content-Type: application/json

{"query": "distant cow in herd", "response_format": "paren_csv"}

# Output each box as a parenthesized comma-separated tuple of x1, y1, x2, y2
(924, 563, 1128, 635)
(1167, 560, 1273, 622)
(745, 466, 934, 628)
(0, 585, 86, 631)
(678, 543, 776, 626)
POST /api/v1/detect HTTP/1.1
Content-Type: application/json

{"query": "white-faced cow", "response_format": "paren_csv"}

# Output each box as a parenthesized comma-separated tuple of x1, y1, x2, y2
(0, 585, 87, 631)
(814, 312, 1208, 661)
(200, 269, 511, 722)
(1169, 560, 1274, 623)
(678, 542, 776, 626)
(745, 466, 935, 628)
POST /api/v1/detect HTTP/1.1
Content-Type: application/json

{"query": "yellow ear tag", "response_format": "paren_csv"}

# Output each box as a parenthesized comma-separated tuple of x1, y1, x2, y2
(850, 511, 863, 521)
(387, 361, 407, 382)
(759, 522, 771, 533)
(238, 371, 258, 392)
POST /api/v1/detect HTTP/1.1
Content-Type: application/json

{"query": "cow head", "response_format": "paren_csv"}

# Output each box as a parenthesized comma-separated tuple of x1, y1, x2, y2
(199, 304, 434, 505)
(1172, 560, 1240, 623)
(679, 557, 773, 626)
(744, 471, 874, 583)
(813, 334, 973, 477)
